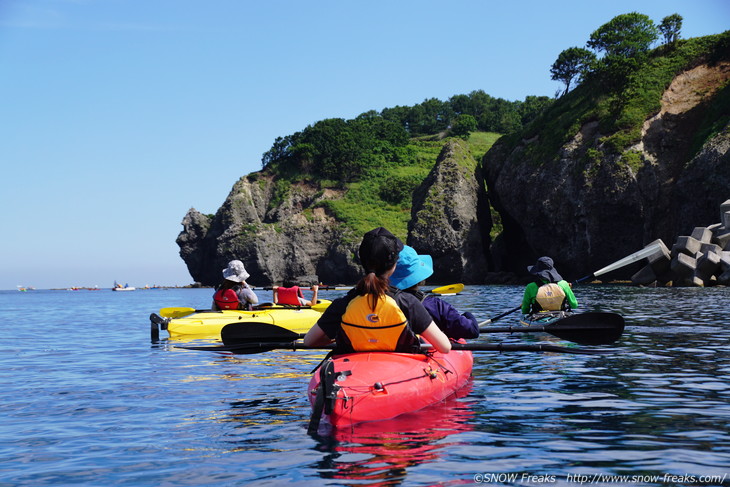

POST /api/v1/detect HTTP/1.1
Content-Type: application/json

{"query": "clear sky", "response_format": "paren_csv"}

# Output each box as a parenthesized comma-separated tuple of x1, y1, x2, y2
(1, 0, 728, 290)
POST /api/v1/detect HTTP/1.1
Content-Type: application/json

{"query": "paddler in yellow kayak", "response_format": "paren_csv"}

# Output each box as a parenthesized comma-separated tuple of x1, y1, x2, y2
(212, 260, 259, 311)
(304, 227, 451, 354)
(273, 279, 319, 306)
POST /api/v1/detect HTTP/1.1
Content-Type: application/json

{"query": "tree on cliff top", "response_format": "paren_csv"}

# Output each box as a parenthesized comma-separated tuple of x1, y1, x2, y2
(587, 12, 659, 58)
(550, 47, 596, 97)
(659, 14, 683, 46)
(586, 12, 659, 91)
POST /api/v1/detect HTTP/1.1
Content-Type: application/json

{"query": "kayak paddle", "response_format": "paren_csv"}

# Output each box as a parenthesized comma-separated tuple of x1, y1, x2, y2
(195, 322, 617, 355)
(159, 307, 200, 318)
(220, 312, 622, 347)
(180, 339, 615, 356)
(480, 312, 624, 345)
(427, 283, 464, 295)
(478, 305, 522, 326)
(575, 241, 663, 284)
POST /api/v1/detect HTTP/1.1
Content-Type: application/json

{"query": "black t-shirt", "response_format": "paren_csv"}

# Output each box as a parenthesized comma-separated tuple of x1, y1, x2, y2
(317, 288, 433, 339)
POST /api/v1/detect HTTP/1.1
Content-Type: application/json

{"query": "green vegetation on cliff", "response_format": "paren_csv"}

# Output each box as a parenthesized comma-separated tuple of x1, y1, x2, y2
(306, 131, 499, 242)
(526, 30, 730, 166)
(249, 13, 727, 244)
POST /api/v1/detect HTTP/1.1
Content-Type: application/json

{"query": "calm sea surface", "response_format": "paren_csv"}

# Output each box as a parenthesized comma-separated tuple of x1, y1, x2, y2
(1, 285, 729, 486)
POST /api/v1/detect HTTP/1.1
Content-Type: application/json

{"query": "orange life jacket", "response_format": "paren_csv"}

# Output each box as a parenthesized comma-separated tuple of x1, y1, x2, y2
(338, 292, 416, 352)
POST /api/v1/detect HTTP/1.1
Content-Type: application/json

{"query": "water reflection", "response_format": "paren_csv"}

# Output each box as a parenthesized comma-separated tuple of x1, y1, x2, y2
(311, 384, 476, 486)
(141, 286, 730, 483)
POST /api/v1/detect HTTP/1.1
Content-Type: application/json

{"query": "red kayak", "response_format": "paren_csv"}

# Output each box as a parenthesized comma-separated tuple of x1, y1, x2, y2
(307, 346, 473, 428)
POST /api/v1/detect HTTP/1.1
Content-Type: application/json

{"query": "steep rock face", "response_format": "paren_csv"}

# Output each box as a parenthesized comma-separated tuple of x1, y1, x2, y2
(177, 176, 362, 286)
(482, 62, 730, 280)
(177, 142, 490, 286)
(408, 139, 489, 283)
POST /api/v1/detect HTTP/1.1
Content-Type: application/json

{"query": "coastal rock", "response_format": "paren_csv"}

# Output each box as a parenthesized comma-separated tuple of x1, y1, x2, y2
(177, 176, 362, 286)
(481, 61, 730, 281)
(408, 139, 489, 283)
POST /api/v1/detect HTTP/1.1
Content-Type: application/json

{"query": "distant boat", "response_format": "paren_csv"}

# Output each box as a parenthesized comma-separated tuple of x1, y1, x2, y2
(113, 282, 136, 291)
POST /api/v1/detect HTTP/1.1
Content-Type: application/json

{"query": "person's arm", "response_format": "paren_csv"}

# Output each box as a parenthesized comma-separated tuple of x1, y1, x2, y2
(303, 295, 346, 346)
(303, 324, 333, 347)
(424, 297, 479, 339)
(521, 283, 537, 314)
(310, 285, 318, 304)
(560, 281, 579, 309)
(420, 322, 451, 353)
(272, 286, 279, 304)
(240, 284, 258, 305)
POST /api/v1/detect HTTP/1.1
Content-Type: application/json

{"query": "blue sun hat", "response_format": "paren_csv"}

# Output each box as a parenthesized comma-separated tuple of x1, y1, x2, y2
(390, 245, 434, 290)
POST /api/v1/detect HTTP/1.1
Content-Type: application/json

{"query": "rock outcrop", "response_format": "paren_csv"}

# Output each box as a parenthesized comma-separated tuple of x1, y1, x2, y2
(408, 139, 490, 283)
(178, 40, 729, 287)
(177, 177, 362, 286)
(177, 142, 489, 286)
(482, 60, 730, 282)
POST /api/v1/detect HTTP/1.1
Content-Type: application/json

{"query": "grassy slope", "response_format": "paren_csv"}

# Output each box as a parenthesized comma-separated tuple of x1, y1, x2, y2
(318, 132, 501, 243)
(519, 32, 729, 167)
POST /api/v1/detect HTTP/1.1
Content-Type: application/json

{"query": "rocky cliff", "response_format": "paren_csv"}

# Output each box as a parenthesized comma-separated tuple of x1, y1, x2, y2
(177, 140, 487, 286)
(408, 139, 490, 283)
(482, 60, 730, 281)
(177, 177, 361, 286)
(178, 37, 729, 287)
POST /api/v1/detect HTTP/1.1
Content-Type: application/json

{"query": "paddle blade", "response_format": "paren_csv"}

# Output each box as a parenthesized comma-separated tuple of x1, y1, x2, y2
(593, 242, 664, 278)
(221, 322, 302, 345)
(429, 283, 464, 295)
(450, 342, 615, 355)
(547, 312, 625, 345)
(159, 307, 197, 318)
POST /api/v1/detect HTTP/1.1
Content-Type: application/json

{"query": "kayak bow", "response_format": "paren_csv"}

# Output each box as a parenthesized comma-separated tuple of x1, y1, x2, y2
(150, 300, 331, 340)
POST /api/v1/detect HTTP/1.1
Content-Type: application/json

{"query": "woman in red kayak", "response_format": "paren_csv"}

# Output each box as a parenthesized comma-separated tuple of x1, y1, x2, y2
(303, 227, 451, 354)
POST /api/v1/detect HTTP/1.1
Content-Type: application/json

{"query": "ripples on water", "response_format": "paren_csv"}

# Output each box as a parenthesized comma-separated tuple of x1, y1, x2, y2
(1, 286, 729, 486)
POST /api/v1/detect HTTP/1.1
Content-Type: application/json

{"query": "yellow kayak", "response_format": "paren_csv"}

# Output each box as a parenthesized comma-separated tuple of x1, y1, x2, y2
(150, 300, 331, 340)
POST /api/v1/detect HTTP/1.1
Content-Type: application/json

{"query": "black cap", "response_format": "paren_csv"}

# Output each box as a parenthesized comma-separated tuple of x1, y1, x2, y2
(358, 227, 404, 274)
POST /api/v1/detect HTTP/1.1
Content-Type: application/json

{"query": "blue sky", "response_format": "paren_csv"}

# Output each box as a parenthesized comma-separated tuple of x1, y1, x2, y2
(1, 0, 728, 290)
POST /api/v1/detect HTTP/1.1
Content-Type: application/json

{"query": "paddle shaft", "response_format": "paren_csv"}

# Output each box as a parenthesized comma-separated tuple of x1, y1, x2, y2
(182, 340, 614, 355)
(478, 305, 521, 326)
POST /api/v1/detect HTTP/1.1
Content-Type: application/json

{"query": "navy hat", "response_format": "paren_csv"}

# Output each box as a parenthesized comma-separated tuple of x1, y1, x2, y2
(359, 227, 404, 275)
(391, 245, 434, 290)
(527, 256, 563, 283)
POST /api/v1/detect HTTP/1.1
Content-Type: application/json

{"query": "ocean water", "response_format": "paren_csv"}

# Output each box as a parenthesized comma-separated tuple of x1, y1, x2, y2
(1, 285, 729, 486)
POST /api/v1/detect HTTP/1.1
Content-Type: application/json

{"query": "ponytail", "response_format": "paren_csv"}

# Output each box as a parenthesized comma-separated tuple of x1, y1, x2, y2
(355, 271, 390, 310)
